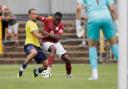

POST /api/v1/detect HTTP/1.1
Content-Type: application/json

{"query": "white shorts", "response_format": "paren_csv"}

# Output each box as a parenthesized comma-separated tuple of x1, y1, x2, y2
(8, 23, 19, 34)
(43, 42, 67, 57)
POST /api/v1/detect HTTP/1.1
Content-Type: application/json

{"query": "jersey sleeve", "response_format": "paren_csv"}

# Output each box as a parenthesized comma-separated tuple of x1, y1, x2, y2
(38, 16, 48, 22)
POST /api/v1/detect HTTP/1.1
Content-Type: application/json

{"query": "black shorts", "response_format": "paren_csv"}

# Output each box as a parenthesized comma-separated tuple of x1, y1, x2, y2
(24, 44, 47, 64)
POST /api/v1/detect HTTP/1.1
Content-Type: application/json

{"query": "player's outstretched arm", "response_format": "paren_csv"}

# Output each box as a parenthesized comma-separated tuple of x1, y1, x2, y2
(37, 15, 47, 22)
(32, 30, 47, 39)
(49, 30, 63, 39)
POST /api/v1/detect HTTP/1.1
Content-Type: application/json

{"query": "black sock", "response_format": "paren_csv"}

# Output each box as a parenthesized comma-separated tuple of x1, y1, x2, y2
(38, 67, 45, 73)
(22, 63, 27, 69)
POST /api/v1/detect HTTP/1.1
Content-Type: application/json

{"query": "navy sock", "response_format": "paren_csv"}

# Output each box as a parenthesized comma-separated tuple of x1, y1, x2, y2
(22, 63, 27, 69)
(38, 67, 45, 73)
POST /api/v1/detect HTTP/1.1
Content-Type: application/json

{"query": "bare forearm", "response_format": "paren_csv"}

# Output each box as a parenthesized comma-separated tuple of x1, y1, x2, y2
(111, 10, 118, 21)
(34, 33, 44, 39)
(76, 4, 82, 20)
(41, 30, 49, 35)
(40, 30, 60, 39)
(49, 33, 60, 39)
(32, 31, 44, 39)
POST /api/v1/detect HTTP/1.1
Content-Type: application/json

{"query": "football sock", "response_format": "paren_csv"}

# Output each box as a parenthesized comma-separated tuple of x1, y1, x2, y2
(89, 47, 98, 69)
(48, 55, 54, 67)
(111, 44, 119, 61)
(20, 63, 27, 71)
(37, 67, 45, 74)
(66, 63, 72, 75)
(92, 68, 98, 78)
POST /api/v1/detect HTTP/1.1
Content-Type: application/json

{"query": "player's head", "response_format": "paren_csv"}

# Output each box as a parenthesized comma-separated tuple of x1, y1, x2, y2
(2, 7, 10, 16)
(28, 8, 38, 21)
(54, 12, 62, 25)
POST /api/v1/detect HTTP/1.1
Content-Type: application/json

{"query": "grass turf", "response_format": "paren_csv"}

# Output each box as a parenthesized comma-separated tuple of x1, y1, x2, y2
(0, 64, 117, 89)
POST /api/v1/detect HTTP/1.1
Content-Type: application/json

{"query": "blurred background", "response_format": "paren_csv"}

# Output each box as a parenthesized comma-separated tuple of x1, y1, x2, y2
(0, 0, 121, 89)
(0, 0, 118, 64)
(0, 0, 75, 14)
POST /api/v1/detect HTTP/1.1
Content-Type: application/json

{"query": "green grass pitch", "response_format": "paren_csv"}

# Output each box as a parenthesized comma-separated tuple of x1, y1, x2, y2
(0, 64, 117, 89)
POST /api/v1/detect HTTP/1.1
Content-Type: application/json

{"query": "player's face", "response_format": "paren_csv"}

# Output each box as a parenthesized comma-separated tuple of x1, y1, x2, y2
(4, 8, 9, 13)
(54, 16, 62, 25)
(29, 10, 38, 20)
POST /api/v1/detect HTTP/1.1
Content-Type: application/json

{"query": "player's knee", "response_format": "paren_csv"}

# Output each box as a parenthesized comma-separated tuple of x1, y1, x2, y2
(49, 45, 56, 53)
(108, 36, 118, 45)
(61, 54, 71, 64)
(63, 58, 71, 64)
(88, 40, 97, 47)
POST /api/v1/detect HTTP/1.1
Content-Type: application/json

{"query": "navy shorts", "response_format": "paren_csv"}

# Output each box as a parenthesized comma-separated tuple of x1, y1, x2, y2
(24, 44, 47, 64)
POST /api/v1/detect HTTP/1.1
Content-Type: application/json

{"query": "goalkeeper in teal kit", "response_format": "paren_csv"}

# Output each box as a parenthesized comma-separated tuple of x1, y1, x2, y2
(76, 0, 118, 80)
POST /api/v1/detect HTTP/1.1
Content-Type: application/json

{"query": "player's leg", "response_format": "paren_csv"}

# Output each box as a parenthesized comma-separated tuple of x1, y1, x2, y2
(13, 23, 19, 46)
(88, 40, 98, 80)
(17, 45, 37, 77)
(87, 20, 100, 80)
(8, 25, 16, 41)
(102, 19, 119, 61)
(33, 60, 48, 77)
(61, 53, 72, 79)
(43, 42, 56, 72)
(33, 47, 48, 77)
(55, 42, 72, 79)
(108, 37, 118, 60)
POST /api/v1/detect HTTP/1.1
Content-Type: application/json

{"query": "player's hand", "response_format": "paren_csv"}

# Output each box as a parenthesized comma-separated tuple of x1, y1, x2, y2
(81, 16, 87, 20)
(50, 31, 54, 34)
(49, 31, 55, 37)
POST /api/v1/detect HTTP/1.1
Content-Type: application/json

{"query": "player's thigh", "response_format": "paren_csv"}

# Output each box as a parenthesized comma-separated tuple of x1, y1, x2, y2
(87, 21, 100, 41)
(43, 42, 55, 51)
(34, 47, 47, 64)
(24, 44, 37, 55)
(102, 19, 117, 40)
(55, 42, 66, 57)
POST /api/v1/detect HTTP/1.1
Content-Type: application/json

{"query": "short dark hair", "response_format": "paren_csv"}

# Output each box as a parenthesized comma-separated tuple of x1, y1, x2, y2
(55, 12, 62, 17)
(28, 8, 36, 14)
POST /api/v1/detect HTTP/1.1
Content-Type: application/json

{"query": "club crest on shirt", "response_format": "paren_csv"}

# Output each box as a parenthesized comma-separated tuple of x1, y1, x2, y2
(55, 27, 59, 31)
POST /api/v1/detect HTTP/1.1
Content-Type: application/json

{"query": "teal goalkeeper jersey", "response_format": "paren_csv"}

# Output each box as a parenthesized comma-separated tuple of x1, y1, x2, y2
(77, 0, 115, 21)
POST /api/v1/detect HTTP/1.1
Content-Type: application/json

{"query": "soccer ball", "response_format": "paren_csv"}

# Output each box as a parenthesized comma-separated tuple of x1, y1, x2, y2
(41, 70, 51, 79)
